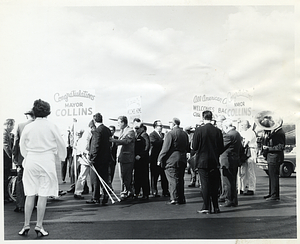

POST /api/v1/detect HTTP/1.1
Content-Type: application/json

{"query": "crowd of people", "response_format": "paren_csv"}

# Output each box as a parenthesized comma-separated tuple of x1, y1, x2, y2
(3, 98, 286, 237)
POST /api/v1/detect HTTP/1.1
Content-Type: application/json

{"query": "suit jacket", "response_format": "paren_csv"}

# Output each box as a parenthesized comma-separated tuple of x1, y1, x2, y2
(110, 135, 119, 163)
(12, 119, 34, 165)
(220, 128, 242, 169)
(89, 124, 112, 167)
(115, 126, 135, 164)
(158, 127, 189, 169)
(149, 130, 164, 166)
(266, 128, 285, 165)
(134, 131, 150, 168)
(192, 123, 224, 169)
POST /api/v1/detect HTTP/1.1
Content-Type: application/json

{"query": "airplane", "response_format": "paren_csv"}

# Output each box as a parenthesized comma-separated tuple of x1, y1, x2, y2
(109, 118, 171, 130)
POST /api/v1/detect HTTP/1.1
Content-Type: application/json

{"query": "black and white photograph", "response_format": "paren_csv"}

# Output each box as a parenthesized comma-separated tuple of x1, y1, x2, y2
(1, 0, 299, 243)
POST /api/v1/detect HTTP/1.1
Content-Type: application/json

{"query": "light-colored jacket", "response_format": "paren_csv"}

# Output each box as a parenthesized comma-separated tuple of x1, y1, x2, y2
(20, 118, 66, 161)
(115, 126, 135, 164)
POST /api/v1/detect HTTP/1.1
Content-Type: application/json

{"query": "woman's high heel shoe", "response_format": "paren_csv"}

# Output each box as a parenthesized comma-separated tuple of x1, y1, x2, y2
(18, 226, 30, 236)
(34, 226, 49, 237)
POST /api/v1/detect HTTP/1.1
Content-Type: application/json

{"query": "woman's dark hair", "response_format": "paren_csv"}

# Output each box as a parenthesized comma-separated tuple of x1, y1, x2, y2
(32, 99, 51, 118)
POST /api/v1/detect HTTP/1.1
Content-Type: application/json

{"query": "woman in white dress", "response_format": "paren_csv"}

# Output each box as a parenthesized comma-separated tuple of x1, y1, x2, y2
(18, 99, 66, 237)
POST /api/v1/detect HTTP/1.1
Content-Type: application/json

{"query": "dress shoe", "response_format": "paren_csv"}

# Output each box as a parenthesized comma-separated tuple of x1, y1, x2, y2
(197, 209, 209, 214)
(178, 198, 186, 204)
(141, 195, 149, 200)
(263, 194, 272, 199)
(74, 194, 84, 200)
(188, 183, 196, 187)
(213, 208, 221, 214)
(14, 207, 24, 213)
(243, 190, 254, 196)
(266, 197, 280, 201)
(222, 201, 236, 207)
(59, 190, 67, 196)
(152, 193, 160, 198)
(18, 225, 30, 236)
(239, 190, 244, 195)
(67, 188, 75, 193)
(86, 199, 100, 204)
(34, 226, 49, 237)
(166, 200, 178, 205)
(163, 192, 170, 197)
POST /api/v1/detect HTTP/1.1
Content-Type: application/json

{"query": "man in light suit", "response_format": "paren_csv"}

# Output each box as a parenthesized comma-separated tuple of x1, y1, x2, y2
(111, 116, 135, 200)
(149, 120, 169, 197)
(12, 111, 35, 212)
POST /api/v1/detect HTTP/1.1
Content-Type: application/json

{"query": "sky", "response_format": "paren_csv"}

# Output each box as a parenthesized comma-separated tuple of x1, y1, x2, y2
(0, 1, 299, 134)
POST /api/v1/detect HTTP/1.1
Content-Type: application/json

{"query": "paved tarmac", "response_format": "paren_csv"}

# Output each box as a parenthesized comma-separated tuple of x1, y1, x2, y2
(3, 163, 297, 242)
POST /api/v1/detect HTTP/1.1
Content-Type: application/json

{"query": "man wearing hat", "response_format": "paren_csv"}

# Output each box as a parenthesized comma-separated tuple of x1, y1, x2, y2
(158, 118, 190, 205)
(12, 110, 35, 212)
(256, 111, 286, 201)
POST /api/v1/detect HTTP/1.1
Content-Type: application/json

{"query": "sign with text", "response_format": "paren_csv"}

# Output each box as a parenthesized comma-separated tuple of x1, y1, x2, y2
(192, 90, 253, 123)
(51, 89, 96, 132)
(192, 93, 227, 119)
(126, 96, 142, 123)
(226, 89, 253, 121)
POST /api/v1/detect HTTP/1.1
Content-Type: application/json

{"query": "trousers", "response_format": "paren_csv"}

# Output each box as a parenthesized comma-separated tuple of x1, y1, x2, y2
(150, 164, 169, 195)
(165, 165, 185, 203)
(268, 162, 280, 198)
(238, 149, 257, 192)
(198, 168, 220, 211)
(119, 162, 134, 196)
(15, 166, 25, 208)
(222, 166, 238, 206)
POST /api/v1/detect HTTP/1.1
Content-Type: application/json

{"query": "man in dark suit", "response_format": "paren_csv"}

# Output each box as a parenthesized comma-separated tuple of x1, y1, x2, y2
(12, 111, 35, 212)
(133, 123, 150, 199)
(158, 118, 190, 205)
(149, 120, 169, 197)
(108, 125, 118, 186)
(86, 113, 111, 205)
(110, 116, 136, 200)
(220, 118, 242, 207)
(261, 118, 285, 201)
(192, 110, 224, 214)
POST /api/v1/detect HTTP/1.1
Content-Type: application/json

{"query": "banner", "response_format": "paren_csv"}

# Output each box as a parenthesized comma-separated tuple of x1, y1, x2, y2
(192, 93, 227, 120)
(126, 96, 142, 124)
(51, 89, 96, 132)
(226, 89, 253, 121)
(192, 89, 253, 125)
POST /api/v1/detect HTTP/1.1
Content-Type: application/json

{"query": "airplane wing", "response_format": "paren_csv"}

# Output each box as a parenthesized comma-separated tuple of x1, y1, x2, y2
(109, 118, 170, 130)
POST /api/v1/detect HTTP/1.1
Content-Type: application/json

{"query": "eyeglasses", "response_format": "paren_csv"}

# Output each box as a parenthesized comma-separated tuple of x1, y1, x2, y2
(134, 127, 140, 130)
